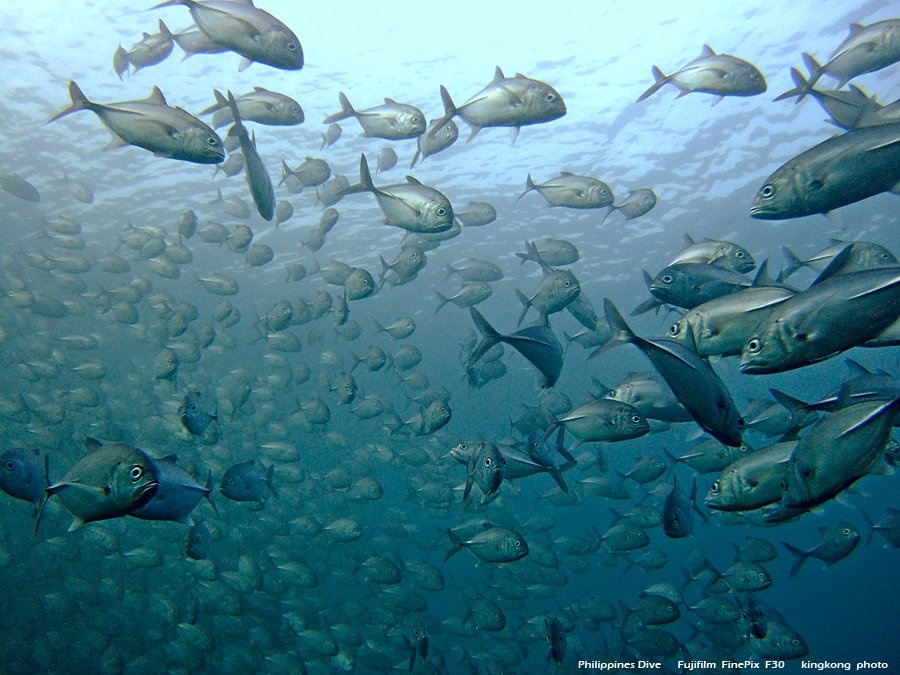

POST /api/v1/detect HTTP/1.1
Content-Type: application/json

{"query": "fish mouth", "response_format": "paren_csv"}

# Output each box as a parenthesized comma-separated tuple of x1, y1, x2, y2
(132, 480, 160, 510)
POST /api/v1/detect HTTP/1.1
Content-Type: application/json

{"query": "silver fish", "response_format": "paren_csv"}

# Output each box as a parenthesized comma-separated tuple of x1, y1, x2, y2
(225, 89, 274, 220)
(323, 92, 425, 140)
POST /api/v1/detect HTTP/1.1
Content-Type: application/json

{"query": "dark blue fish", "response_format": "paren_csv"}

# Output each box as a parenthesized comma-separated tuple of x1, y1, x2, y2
(593, 299, 744, 446)
(402, 626, 429, 672)
(466, 307, 563, 388)
(663, 473, 706, 539)
(179, 392, 218, 436)
(220, 461, 278, 505)
(130, 456, 217, 523)
(0, 448, 47, 507)
(185, 520, 211, 560)
(545, 615, 567, 665)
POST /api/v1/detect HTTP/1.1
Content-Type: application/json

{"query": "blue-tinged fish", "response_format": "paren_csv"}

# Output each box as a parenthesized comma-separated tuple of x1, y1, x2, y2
(37, 438, 159, 531)
(593, 299, 743, 447)
(223, 90, 274, 220)
(49, 82, 224, 164)
(185, 519, 211, 560)
(466, 307, 563, 388)
(323, 92, 425, 140)
(663, 474, 706, 539)
(0, 448, 48, 509)
(130, 456, 217, 523)
(203, 87, 303, 127)
(152, 0, 303, 71)
(436, 66, 566, 143)
(341, 154, 453, 234)
(444, 523, 529, 563)
(637, 44, 766, 103)
(179, 392, 218, 436)
(0, 173, 40, 202)
(220, 461, 278, 506)
(781, 522, 860, 577)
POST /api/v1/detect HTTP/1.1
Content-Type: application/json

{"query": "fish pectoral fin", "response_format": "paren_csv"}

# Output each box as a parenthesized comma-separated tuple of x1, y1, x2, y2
(103, 134, 130, 151)
(498, 86, 525, 107)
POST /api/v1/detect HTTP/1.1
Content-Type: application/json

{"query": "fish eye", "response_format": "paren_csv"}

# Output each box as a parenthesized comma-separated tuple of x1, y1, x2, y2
(747, 339, 761, 353)
(710, 481, 719, 493)
(130, 466, 143, 481)
(545, 93, 555, 102)
(661, 274, 672, 284)
(514, 540, 521, 547)
(291, 106, 300, 114)
(207, 137, 219, 146)
(460, 443, 468, 450)
(669, 323, 680, 335)
(287, 43, 298, 52)
(735, 251, 745, 258)
(445, 125, 453, 132)
(564, 280, 571, 287)
(843, 528, 851, 536)
(484, 458, 492, 466)
(631, 415, 641, 424)
(437, 208, 447, 216)
(413, 116, 421, 124)
(760, 185, 775, 199)
(5, 461, 13, 470)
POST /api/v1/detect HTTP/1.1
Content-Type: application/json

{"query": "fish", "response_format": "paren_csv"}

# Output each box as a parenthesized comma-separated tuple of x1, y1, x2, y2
(457, 441, 506, 504)
(172, 26, 229, 59)
(373, 317, 415, 340)
(454, 201, 497, 227)
(780, 239, 898, 280)
(776, 19, 900, 96)
(123, 19, 174, 74)
(435, 283, 492, 313)
(445, 259, 503, 282)
(669, 233, 756, 272)
(376, 146, 398, 173)
(549, 398, 650, 444)
(466, 307, 564, 388)
(517, 172, 614, 209)
(637, 44, 766, 102)
(130, 456, 216, 523)
(280, 157, 331, 190)
(0, 173, 40, 202)
(60, 172, 93, 204)
(515, 265, 581, 327)
(444, 523, 529, 563)
(782, 522, 860, 577)
(323, 92, 425, 140)
(410, 118, 458, 167)
(185, 520, 211, 560)
(739, 599, 809, 660)
(152, 0, 303, 70)
(593, 299, 744, 446)
(203, 87, 303, 127)
(750, 123, 900, 219)
(50, 81, 224, 164)
(705, 440, 796, 512)
(663, 474, 706, 539)
(740, 260, 900, 374)
(223, 90, 274, 220)
(344, 268, 375, 300)
(601, 188, 657, 223)
(321, 122, 341, 149)
(0, 448, 48, 508)
(340, 154, 454, 233)
(436, 67, 566, 143)
(37, 438, 159, 531)
(516, 239, 580, 266)
(380, 246, 426, 284)
(178, 392, 218, 436)
(220, 461, 278, 505)
(646, 261, 754, 311)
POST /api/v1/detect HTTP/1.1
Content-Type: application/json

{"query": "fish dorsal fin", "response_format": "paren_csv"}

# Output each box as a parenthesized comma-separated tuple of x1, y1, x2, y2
(146, 86, 167, 106)
(683, 233, 695, 246)
(163, 454, 179, 463)
(828, 238, 844, 246)
(848, 23, 863, 34)
(810, 243, 854, 285)
(751, 259, 772, 286)
(559, 171, 574, 177)
(701, 44, 716, 57)
(252, 86, 267, 92)
(384, 97, 397, 105)
(515, 72, 527, 79)
(844, 359, 871, 377)
(405, 176, 423, 186)
(142, 32, 151, 39)
(85, 437, 103, 451)
(642, 270, 653, 289)
(492, 66, 505, 82)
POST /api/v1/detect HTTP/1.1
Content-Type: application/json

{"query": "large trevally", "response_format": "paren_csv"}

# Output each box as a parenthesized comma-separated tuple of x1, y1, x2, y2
(750, 123, 900, 220)
(323, 92, 425, 140)
(435, 66, 566, 143)
(203, 87, 304, 127)
(37, 439, 159, 531)
(49, 81, 224, 164)
(593, 299, 743, 447)
(466, 307, 563, 389)
(341, 154, 453, 234)
(152, 0, 303, 71)
(224, 90, 275, 221)
(637, 45, 766, 103)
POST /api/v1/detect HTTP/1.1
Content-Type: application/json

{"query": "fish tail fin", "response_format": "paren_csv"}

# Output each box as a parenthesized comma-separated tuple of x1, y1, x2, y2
(33, 454, 54, 535)
(429, 85, 458, 136)
(341, 153, 375, 197)
(609, 507, 624, 525)
(373, 318, 385, 336)
(590, 299, 635, 359)
(801, 52, 824, 87)
(768, 388, 810, 435)
(780, 245, 806, 279)
(444, 528, 464, 562)
(781, 541, 808, 577)
(204, 469, 221, 516)
(600, 204, 615, 225)
(466, 307, 502, 369)
(622, 555, 635, 573)
(265, 464, 279, 499)
(409, 148, 421, 169)
(323, 92, 355, 124)
(515, 174, 537, 204)
(157, 18, 173, 40)
(549, 463, 569, 494)
(48, 81, 93, 123)
(773, 66, 813, 103)
(444, 262, 457, 281)
(515, 240, 539, 265)
(555, 426, 576, 464)
(691, 478, 709, 524)
(636, 66, 668, 102)
(149, 0, 184, 8)
(279, 159, 293, 186)
(515, 289, 531, 327)
(861, 511, 875, 547)
(434, 291, 450, 314)
(224, 90, 244, 131)
(378, 255, 390, 284)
